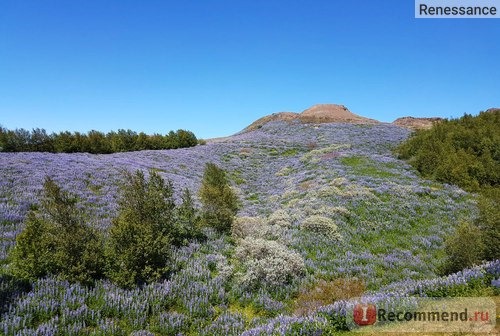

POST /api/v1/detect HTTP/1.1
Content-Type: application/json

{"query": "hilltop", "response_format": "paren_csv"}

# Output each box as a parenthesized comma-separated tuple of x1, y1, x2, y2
(242, 104, 379, 132)
(392, 116, 444, 129)
(242, 103, 446, 132)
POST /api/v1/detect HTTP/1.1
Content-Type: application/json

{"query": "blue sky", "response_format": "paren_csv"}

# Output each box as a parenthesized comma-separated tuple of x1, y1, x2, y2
(1, 1, 499, 139)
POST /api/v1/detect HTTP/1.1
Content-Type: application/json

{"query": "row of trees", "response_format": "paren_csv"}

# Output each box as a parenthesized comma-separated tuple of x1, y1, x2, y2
(9, 163, 239, 288)
(396, 109, 499, 191)
(0, 127, 199, 153)
(395, 109, 499, 273)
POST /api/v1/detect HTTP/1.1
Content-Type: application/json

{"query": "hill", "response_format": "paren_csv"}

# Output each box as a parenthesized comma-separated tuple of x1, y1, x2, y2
(242, 103, 450, 133)
(0, 118, 496, 334)
(243, 104, 379, 132)
(392, 116, 443, 129)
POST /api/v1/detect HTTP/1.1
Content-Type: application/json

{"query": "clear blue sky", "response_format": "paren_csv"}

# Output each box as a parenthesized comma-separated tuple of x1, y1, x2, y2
(1, 1, 499, 138)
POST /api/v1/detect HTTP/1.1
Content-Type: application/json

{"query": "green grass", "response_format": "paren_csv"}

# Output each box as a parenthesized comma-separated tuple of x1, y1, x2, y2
(246, 193, 259, 202)
(268, 148, 279, 156)
(281, 148, 299, 157)
(340, 155, 399, 178)
(229, 170, 246, 185)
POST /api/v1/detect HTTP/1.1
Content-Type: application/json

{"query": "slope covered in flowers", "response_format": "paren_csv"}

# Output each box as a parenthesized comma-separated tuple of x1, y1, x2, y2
(0, 120, 491, 335)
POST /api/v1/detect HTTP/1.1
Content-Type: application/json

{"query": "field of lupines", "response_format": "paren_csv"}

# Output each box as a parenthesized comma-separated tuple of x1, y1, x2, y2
(1, 120, 498, 335)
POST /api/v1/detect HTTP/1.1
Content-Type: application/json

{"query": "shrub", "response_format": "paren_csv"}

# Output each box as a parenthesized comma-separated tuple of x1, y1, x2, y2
(267, 209, 292, 229)
(395, 110, 500, 192)
(440, 222, 485, 275)
(105, 170, 177, 288)
(476, 188, 500, 261)
(232, 213, 292, 241)
(235, 237, 305, 289)
(231, 216, 266, 239)
(174, 188, 202, 246)
(9, 211, 58, 281)
(9, 177, 105, 284)
(396, 109, 500, 265)
(199, 163, 240, 233)
(301, 215, 342, 240)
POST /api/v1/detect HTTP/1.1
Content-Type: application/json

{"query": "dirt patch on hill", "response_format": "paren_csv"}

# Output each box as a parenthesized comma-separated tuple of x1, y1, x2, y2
(243, 104, 379, 132)
(392, 117, 444, 130)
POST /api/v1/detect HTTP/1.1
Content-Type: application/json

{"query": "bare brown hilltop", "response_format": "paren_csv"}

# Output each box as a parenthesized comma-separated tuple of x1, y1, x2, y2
(392, 116, 444, 130)
(243, 104, 379, 132)
(241, 104, 488, 134)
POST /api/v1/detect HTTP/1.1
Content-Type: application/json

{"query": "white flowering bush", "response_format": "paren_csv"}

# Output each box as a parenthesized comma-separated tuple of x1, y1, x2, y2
(267, 209, 292, 228)
(232, 213, 292, 241)
(235, 237, 306, 289)
(231, 216, 266, 239)
(301, 215, 342, 240)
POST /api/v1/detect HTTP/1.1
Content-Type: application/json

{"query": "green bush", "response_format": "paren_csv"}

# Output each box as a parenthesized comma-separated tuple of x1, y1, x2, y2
(105, 170, 178, 288)
(174, 188, 202, 246)
(396, 110, 500, 263)
(9, 170, 202, 288)
(476, 188, 500, 261)
(395, 110, 499, 192)
(9, 177, 105, 284)
(199, 163, 240, 233)
(440, 222, 484, 275)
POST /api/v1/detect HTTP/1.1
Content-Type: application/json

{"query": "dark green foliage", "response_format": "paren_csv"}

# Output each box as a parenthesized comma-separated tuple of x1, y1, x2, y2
(0, 126, 198, 153)
(9, 211, 58, 281)
(174, 188, 201, 246)
(105, 170, 174, 288)
(175, 129, 199, 148)
(9, 178, 105, 284)
(396, 110, 499, 192)
(105, 170, 198, 288)
(8, 170, 201, 289)
(396, 110, 500, 264)
(199, 163, 240, 233)
(476, 188, 500, 261)
(440, 222, 485, 275)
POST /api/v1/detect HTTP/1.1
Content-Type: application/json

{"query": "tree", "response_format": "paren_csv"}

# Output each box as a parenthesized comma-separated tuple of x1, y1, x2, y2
(87, 130, 110, 154)
(9, 211, 58, 281)
(53, 131, 76, 153)
(9, 177, 104, 284)
(396, 109, 500, 192)
(176, 129, 198, 147)
(440, 222, 484, 275)
(30, 128, 54, 152)
(476, 188, 500, 261)
(105, 170, 177, 288)
(174, 188, 200, 245)
(199, 163, 239, 233)
(135, 132, 150, 151)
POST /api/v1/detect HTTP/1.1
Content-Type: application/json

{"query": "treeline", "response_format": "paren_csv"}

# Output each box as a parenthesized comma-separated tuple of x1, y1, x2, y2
(0, 127, 199, 153)
(395, 109, 499, 273)
(9, 163, 239, 288)
(396, 109, 499, 191)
